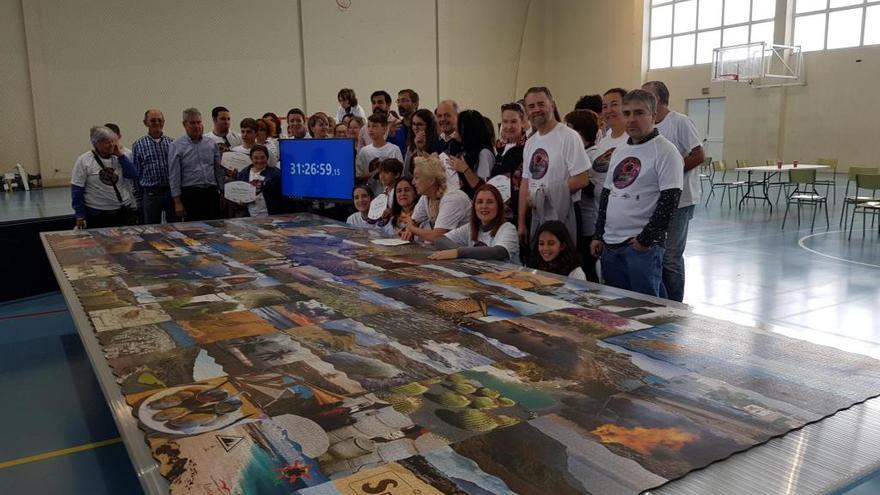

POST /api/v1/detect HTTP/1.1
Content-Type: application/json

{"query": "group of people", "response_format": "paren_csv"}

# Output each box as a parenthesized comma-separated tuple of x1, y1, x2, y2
(72, 82, 703, 301)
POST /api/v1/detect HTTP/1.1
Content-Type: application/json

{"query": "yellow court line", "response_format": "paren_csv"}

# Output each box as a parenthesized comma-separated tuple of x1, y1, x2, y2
(0, 437, 122, 470)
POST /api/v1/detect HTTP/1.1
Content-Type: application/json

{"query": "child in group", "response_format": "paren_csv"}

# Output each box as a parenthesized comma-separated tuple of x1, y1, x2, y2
(369, 158, 403, 219)
(356, 113, 403, 185)
(428, 184, 519, 262)
(528, 220, 586, 280)
(346, 185, 375, 228)
(334, 123, 349, 138)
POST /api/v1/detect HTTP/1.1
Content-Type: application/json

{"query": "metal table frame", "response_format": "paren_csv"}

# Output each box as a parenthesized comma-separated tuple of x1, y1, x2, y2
(735, 164, 829, 212)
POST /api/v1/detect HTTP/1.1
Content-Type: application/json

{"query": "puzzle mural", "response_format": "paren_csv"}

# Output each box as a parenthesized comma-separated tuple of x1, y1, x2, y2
(44, 214, 880, 494)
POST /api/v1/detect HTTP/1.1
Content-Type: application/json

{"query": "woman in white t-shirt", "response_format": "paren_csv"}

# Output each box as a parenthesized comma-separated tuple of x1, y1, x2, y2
(428, 184, 520, 263)
(381, 177, 419, 237)
(527, 220, 586, 280)
(346, 185, 375, 228)
(402, 154, 472, 242)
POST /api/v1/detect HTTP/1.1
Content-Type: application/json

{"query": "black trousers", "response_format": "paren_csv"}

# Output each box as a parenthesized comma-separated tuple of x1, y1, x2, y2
(85, 206, 138, 229)
(180, 186, 221, 221)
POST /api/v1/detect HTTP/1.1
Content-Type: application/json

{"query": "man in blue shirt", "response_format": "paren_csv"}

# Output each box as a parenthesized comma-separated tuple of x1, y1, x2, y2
(131, 109, 175, 224)
(388, 89, 418, 157)
(168, 108, 224, 221)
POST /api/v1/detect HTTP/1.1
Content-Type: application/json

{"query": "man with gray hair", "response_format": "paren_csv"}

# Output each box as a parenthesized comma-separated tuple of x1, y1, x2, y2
(168, 108, 224, 221)
(642, 80, 704, 302)
(132, 109, 175, 224)
(435, 100, 459, 154)
(591, 89, 683, 297)
(71, 126, 139, 228)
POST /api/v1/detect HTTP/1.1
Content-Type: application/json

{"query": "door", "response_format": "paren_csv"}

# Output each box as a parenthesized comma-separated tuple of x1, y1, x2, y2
(686, 97, 725, 162)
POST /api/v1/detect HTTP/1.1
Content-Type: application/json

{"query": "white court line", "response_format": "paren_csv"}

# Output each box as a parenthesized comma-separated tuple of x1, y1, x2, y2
(797, 230, 880, 269)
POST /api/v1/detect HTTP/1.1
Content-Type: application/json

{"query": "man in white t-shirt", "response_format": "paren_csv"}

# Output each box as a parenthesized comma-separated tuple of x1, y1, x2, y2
(642, 81, 705, 302)
(356, 112, 404, 187)
(205, 106, 242, 152)
(517, 86, 590, 245)
(590, 89, 684, 298)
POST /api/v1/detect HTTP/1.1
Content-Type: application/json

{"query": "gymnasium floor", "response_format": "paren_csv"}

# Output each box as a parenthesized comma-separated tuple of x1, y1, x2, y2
(0, 181, 877, 494)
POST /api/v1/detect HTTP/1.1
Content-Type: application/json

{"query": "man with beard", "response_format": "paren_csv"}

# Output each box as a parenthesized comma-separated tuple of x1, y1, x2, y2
(517, 86, 590, 245)
(205, 106, 241, 152)
(388, 88, 419, 156)
(358, 90, 402, 148)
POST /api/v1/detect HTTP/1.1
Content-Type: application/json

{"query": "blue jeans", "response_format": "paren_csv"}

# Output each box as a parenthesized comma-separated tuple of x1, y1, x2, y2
(662, 205, 694, 302)
(601, 243, 665, 297)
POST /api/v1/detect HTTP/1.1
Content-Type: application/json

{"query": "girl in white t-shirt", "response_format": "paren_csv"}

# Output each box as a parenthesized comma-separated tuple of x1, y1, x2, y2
(528, 220, 586, 280)
(402, 154, 472, 242)
(346, 185, 375, 228)
(428, 184, 520, 263)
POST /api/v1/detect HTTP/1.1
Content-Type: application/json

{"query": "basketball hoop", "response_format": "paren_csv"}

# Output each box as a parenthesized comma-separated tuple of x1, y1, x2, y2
(711, 42, 804, 87)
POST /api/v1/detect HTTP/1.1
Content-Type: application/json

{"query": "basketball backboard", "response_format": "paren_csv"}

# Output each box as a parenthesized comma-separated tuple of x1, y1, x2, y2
(711, 42, 804, 88)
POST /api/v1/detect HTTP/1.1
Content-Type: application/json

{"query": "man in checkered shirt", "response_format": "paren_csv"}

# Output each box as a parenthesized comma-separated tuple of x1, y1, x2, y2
(131, 109, 176, 224)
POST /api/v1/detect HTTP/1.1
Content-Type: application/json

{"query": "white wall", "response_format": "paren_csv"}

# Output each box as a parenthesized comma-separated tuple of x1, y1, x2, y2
(0, 0, 39, 174)
(8, 0, 535, 185)
(5, 0, 878, 184)
(516, 0, 645, 112)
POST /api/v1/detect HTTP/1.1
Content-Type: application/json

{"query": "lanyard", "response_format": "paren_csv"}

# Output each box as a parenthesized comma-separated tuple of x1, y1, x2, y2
(91, 150, 124, 203)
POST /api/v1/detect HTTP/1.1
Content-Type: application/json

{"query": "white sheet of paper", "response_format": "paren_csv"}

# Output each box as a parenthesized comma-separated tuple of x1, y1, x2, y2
(371, 238, 410, 246)
(368, 194, 388, 220)
(221, 152, 251, 172)
(224, 181, 256, 203)
(487, 175, 512, 202)
(440, 153, 461, 192)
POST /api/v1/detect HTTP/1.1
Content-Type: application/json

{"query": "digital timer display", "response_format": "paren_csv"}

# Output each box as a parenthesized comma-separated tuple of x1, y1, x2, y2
(279, 138, 355, 200)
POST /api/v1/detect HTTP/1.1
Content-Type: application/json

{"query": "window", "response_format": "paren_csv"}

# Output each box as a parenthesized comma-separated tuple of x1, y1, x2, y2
(793, 0, 880, 52)
(649, 0, 777, 69)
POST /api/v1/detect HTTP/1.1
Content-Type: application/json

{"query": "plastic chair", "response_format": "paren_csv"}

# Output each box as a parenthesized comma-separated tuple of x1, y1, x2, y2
(764, 160, 789, 204)
(840, 166, 879, 228)
(782, 169, 828, 233)
(698, 156, 713, 196)
(847, 174, 880, 239)
(705, 160, 746, 208)
(814, 158, 838, 204)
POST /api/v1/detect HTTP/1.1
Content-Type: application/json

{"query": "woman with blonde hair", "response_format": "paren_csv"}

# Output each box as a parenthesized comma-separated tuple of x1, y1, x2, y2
(402, 154, 471, 242)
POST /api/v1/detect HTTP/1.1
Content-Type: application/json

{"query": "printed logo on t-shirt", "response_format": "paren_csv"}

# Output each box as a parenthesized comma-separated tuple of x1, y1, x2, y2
(592, 148, 616, 173)
(612, 157, 642, 189)
(528, 148, 550, 180)
(99, 167, 119, 186)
